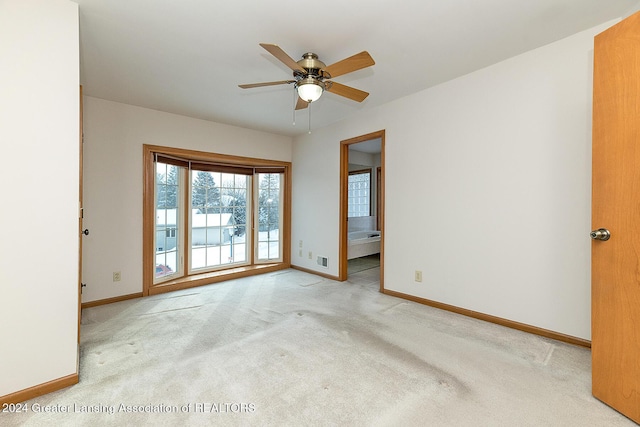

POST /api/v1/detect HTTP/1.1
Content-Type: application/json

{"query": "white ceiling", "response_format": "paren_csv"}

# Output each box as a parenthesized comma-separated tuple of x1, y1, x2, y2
(74, 0, 639, 137)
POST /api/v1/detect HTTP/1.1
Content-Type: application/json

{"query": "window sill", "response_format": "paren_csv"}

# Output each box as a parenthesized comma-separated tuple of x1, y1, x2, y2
(148, 263, 289, 296)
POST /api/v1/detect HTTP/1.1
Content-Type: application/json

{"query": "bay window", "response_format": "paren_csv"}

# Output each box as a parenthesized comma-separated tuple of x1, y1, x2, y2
(144, 145, 291, 295)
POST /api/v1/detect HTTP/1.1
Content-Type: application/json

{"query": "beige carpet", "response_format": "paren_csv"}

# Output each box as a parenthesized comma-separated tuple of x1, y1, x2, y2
(3, 268, 635, 426)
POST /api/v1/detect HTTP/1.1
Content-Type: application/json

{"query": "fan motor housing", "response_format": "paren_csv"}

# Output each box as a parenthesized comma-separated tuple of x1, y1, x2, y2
(296, 52, 327, 78)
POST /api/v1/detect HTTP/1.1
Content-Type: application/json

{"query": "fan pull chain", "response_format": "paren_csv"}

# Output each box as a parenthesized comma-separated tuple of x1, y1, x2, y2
(308, 101, 312, 134)
(292, 87, 296, 126)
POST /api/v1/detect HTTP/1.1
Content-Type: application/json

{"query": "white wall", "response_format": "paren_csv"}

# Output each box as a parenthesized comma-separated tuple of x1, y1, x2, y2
(82, 97, 292, 303)
(292, 21, 617, 340)
(625, 2, 640, 17)
(0, 0, 79, 397)
(349, 150, 375, 169)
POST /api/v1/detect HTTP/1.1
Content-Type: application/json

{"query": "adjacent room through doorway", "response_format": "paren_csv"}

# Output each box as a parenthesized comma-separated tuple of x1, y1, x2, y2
(339, 130, 385, 290)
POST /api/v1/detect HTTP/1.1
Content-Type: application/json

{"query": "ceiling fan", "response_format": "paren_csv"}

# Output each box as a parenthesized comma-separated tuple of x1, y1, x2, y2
(239, 43, 375, 110)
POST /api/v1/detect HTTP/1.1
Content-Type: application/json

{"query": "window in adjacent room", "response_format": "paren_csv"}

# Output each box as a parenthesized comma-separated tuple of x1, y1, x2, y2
(348, 169, 371, 217)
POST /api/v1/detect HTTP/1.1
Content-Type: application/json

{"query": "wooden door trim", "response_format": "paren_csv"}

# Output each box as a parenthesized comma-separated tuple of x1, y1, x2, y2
(339, 130, 385, 292)
(77, 85, 83, 344)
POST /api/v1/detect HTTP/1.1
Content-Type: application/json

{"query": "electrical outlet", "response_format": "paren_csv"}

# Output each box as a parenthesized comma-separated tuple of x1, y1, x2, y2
(299, 240, 303, 248)
(308, 251, 312, 260)
(414, 270, 422, 282)
(113, 271, 121, 282)
(298, 249, 303, 257)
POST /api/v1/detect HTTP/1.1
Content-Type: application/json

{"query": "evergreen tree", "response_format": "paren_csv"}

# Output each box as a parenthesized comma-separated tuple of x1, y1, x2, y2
(192, 171, 221, 213)
(222, 187, 247, 236)
(258, 174, 280, 232)
(156, 166, 178, 208)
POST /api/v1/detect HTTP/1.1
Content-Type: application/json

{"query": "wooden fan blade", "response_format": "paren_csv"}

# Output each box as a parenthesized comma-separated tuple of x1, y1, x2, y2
(239, 80, 295, 89)
(323, 51, 375, 78)
(295, 97, 309, 110)
(260, 43, 306, 73)
(325, 81, 369, 102)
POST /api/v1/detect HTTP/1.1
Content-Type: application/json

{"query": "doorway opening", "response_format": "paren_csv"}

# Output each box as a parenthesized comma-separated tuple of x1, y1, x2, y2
(339, 130, 385, 291)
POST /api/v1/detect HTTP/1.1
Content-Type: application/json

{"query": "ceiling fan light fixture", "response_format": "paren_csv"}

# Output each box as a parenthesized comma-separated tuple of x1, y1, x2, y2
(296, 77, 325, 103)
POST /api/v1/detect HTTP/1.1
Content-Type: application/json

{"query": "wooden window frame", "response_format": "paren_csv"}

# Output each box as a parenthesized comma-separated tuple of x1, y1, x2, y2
(188, 168, 252, 275)
(143, 144, 291, 296)
(255, 171, 284, 263)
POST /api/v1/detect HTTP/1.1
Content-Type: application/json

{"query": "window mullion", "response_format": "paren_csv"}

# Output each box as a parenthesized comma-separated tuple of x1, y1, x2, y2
(254, 173, 259, 262)
(183, 167, 190, 275)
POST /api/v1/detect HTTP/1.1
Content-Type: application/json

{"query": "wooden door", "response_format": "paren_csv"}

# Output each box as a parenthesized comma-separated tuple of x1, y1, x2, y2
(592, 12, 640, 424)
